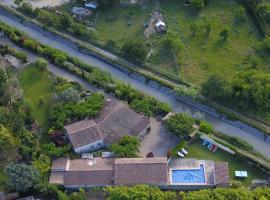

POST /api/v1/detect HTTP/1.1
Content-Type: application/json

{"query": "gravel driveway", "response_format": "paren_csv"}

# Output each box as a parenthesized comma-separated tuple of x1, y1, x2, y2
(139, 117, 179, 157)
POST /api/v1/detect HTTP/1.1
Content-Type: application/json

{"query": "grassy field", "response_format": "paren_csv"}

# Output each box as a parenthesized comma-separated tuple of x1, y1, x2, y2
(186, 140, 267, 186)
(160, 0, 266, 85)
(95, 3, 153, 44)
(18, 65, 54, 142)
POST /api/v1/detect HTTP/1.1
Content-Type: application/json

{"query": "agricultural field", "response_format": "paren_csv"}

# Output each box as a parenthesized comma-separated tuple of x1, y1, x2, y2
(186, 140, 267, 186)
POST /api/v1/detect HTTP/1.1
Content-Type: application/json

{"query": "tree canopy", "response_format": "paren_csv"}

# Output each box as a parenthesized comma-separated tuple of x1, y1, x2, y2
(165, 113, 195, 137)
(5, 163, 40, 192)
(104, 185, 176, 200)
(121, 40, 147, 64)
(110, 135, 140, 158)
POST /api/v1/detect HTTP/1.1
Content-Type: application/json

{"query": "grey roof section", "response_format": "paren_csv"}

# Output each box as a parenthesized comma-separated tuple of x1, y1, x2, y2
(65, 99, 150, 150)
(114, 157, 168, 185)
(49, 171, 65, 184)
(99, 102, 150, 145)
(51, 157, 69, 171)
(65, 119, 102, 149)
(214, 162, 230, 185)
(64, 170, 114, 186)
(65, 119, 96, 134)
(64, 158, 114, 186)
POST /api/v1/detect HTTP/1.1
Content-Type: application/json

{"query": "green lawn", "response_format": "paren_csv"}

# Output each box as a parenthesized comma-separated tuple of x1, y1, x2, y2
(186, 140, 267, 186)
(160, 0, 267, 85)
(18, 65, 54, 142)
(95, 2, 154, 45)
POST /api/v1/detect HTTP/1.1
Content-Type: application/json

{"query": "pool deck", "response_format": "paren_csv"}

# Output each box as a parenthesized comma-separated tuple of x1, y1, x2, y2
(168, 159, 215, 185)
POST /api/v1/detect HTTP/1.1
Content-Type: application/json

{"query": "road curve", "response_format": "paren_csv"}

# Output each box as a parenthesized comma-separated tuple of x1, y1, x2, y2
(1, 14, 270, 158)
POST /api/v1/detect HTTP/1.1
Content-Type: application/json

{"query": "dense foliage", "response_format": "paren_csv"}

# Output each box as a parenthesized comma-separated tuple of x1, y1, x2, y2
(104, 185, 176, 200)
(0, 124, 19, 157)
(49, 93, 104, 129)
(199, 121, 213, 134)
(202, 70, 270, 112)
(121, 40, 147, 64)
(4, 163, 40, 192)
(244, 0, 270, 35)
(104, 185, 270, 200)
(0, 22, 171, 119)
(110, 135, 140, 158)
(165, 113, 195, 137)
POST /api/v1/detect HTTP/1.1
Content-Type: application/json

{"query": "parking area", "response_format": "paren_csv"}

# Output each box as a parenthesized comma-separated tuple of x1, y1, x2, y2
(139, 117, 179, 157)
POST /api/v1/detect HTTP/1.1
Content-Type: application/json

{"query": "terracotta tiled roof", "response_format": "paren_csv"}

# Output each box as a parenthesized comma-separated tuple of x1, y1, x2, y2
(114, 157, 168, 185)
(214, 162, 230, 185)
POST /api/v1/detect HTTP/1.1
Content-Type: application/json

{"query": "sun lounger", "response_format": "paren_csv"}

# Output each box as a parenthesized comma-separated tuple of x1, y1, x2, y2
(178, 151, 185, 157)
(235, 171, 248, 177)
(207, 142, 212, 148)
(208, 144, 214, 150)
(210, 144, 215, 151)
(212, 145, 218, 152)
(202, 140, 207, 146)
(182, 148, 188, 155)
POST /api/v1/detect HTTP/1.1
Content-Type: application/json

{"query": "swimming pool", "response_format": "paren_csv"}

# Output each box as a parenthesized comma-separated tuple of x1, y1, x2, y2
(171, 164, 206, 184)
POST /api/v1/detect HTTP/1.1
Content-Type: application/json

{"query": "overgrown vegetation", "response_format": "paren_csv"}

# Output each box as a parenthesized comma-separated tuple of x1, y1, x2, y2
(0, 21, 171, 118)
(49, 93, 104, 129)
(202, 70, 270, 122)
(110, 135, 140, 158)
(103, 185, 270, 200)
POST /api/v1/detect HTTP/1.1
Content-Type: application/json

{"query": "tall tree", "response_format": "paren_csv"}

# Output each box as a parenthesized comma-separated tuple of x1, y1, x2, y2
(5, 163, 40, 192)
(165, 113, 194, 137)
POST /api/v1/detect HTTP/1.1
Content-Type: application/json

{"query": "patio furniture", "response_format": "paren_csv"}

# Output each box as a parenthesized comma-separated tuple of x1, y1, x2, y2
(212, 145, 218, 152)
(235, 171, 248, 178)
(178, 151, 185, 157)
(207, 142, 212, 149)
(182, 148, 188, 155)
(210, 144, 216, 151)
(202, 140, 208, 146)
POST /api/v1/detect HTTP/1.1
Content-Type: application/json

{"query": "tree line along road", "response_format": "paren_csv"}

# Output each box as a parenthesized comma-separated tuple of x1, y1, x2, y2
(0, 14, 270, 159)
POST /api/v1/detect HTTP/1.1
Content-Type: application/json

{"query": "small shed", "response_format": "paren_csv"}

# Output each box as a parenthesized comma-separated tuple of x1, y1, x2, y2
(85, 2, 98, 9)
(0, 192, 5, 200)
(156, 20, 166, 33)
(72, 7, 92, 17)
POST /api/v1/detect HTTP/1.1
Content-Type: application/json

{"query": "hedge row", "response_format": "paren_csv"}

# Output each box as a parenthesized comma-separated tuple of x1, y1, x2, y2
(0, 21, 171, 117)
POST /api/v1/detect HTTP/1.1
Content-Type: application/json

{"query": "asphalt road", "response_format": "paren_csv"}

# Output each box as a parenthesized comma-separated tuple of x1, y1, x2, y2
(1, 14, 269, 159)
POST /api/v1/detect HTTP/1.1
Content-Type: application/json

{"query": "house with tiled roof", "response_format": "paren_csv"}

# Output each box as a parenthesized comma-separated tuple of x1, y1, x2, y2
(49, 157, 230, 190)
(64, 99, 151, 154)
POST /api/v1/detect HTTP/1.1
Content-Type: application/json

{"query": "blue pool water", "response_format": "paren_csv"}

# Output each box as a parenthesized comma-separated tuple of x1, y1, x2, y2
(171, 164, 205, 184)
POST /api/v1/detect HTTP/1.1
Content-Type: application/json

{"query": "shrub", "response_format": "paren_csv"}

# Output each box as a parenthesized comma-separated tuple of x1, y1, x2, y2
(5, 163, 40, 192)
(110, 135, 140, 158)
(121, 40, 147, 64)
(165, 113, 195, 137)
(34, 58, 48, 71)
(199, 121, 213, 134)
